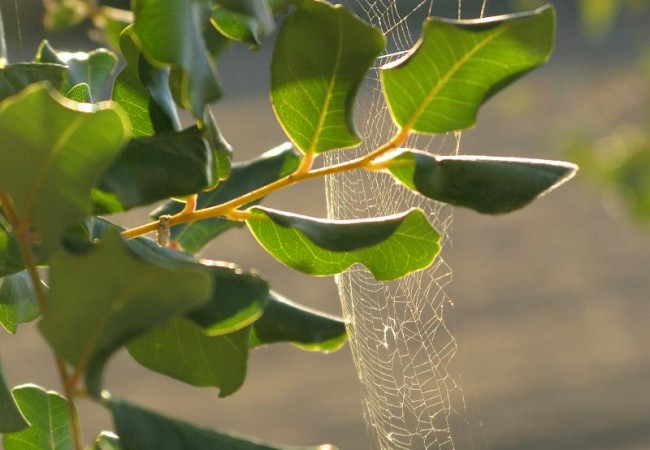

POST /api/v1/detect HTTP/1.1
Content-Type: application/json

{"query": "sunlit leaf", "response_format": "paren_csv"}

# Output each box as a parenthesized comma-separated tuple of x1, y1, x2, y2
(97, 6, 133, 53)
(62, 49, 117, 102)
(188, 261, 269, 336)
(0, 63, 66, 101)
(93, 431, 122, 450)
(381, 5, 555, 133)
(39, 229, 213, 397)
(251, 291, 347, 353)
(0, 83, 129, 253)
(0, 359, 28, 433)
(271, 0, 384, 154)
(127, 319, 249, 397)
(112, 26, 180, 137)
(152, 143, 301, 252)
(217, 0, 275, 38)
(133, 0, 221, 116)
(211, 6, 262, 48)
(203, 107, 232, 183)
(2, 384, 72, 449)
(0, 271, 41, 334)
(109, 397, 338, 450)
(66, 83, 91, 102)
(95, 126, 213, 213)
(387, 150, 578, 214)
(246, 207, 440, 281)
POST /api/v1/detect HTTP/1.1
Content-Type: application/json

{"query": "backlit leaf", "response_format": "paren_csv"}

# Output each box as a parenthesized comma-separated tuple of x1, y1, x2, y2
(0, 83, 129, 253)
(109, 397, 338, 450)
(251, 291, 347, 352)
(271, 0, 384, 154)
(152, 143, 301, 253)
(211, 6, 262, 48)
(203, 107, 232, 182)
(127, 319, 249, 397)
(133, 0, 221, 116)
(95, 126, 213, 213)
(66, 83, 91, 102)
(62, 49, 117, 102)
(0, 359, 28, 433)
(387, 150, 578, 214)
(246, 207, 440, 281)
(0, 63, 66, 101)
(0, 271, 41, 334)
(112, 26, 180, 137)
(381, 6, 555, 133)
(2, 384, 72, 449)
(93, 431, 122, 450)
(39, 229, 213, 397)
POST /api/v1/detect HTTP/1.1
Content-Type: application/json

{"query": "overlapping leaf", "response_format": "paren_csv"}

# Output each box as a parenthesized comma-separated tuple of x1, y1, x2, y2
(0, 84, 129, 252)
(246, 207, 440, 280)
(0, 271, 41, 334)
(387, 150, 578, 214)
(2, 384, 71, 449)
(62, 49, 117, 102)
(381, 5, 555, 133)
(127, 320, 249, 397)
(94, 126, 213, 213)
(271, 0, 384, 154)
(0, 63, 66, 101)
(251, 291, 347, 352)
(93, 432, 122, 450)
(112, 27, 180, 137)
(133, 0, 221, 116)
(109, 397, 338, 450)
(152, 143, 301, 252)
(39, 229, 213, 397)
(203, 107, 233, 183)
(66, 83, 91, 102)
(0, 359, 28, 433)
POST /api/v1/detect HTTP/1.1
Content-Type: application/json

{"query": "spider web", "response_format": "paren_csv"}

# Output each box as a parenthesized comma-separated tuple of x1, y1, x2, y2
(325, 1, 485, 449)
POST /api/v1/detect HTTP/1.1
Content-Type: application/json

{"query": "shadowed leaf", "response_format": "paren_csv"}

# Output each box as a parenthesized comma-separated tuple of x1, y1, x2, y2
(0, 359, 28, 433)
(0, 63, 66, 102)
(0, 271, 41, 334)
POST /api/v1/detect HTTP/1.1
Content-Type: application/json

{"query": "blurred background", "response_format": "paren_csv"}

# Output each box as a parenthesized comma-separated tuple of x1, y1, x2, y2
(1, 0, 650, 449)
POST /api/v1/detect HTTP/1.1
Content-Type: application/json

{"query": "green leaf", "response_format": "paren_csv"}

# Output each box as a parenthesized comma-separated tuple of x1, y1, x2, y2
(93, 431, 122, 450)
(62, 49, 118, 102)
(217, 0, 275, 38)
(94, 126, 212, 213)
(251, 291, 347, 352)
(381, 5, 555, 133)
(2, 384, 72, 450)
(387, 150, 578, 214)
(113, 26, 180, 137)
(38, 229, 213, 397)
(203, 107, 232, 182)
(271, 0, 384, 154)
(109, 397, 338, 450)
(211, 6, 263, 48)
(133, 0, 221, 116)
(0, 359, 28, 433)
(152, 142, 301, 253)
(65, 83, 91, 102)
(35, 41, 64, 64)
(246, 207, 440, 281)
(0, 271, 41, 334)
(127, 319, 249, 397)
(0, 63, 66, 102)
(188, 262, 269, 336)
(43, 0, 88, 31)
(0, 83, 129, 253)
(97, 7, 133, 53)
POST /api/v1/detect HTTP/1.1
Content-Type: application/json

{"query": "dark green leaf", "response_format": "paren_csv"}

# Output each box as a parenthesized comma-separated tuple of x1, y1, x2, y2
(0, 271, 41, 334)
(246, 207, 440, 281)
(387, 150, 578, 214)
(211, 6, 263, 48)
(203, 107, 232, 182)
(381, 5, 555, 133)
(95, 126, 212, 213)
(271, 0, 384, 154)
(0, 359, 28, 433)
(93, 431, 122, 450)
(127, 319, 249, 397)
(62, 49, 118, 102)
(0, 63, 66, 102)
(188, 262, 268, 335)
(217, 0, 275, 37)
(0, 83, 129, 253)
(66, 83, 91, 102)
(133, 0, 221, 116)
(34, 41, 64, 64)
(251, 291, 347, 352)
(2, 384, 72, 449)
(39, 229, 212, 397)
(152, 143, 301, 252)
(112, 26, 180, 137)
(109, 397, 338, 450)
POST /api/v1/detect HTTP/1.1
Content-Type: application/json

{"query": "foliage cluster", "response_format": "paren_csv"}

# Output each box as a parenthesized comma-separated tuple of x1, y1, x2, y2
(0, 0, 576, 448)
